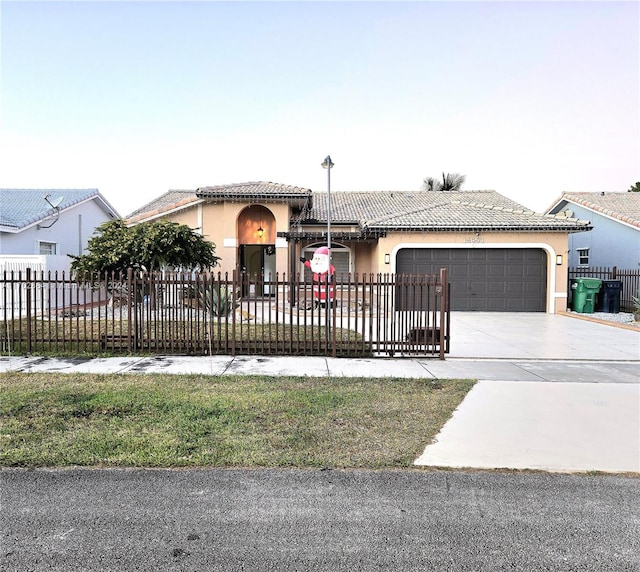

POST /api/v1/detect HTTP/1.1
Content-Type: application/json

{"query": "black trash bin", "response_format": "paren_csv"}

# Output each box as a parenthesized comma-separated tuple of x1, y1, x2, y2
(597, 280, 623, 313)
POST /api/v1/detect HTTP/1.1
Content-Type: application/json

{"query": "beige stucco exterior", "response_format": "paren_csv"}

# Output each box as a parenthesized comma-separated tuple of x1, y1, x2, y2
(131, 198, 572, 313)
(293, 231, 569, 313)
(374, 231, 570, 314)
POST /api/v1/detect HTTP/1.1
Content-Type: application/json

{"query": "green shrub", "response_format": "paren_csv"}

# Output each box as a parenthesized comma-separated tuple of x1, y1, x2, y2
(632, 291, 640, 316)
(198, 283, 239, 317)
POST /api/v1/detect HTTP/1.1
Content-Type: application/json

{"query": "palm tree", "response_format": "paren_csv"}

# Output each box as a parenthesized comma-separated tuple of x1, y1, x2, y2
(422, 172, 466, 192)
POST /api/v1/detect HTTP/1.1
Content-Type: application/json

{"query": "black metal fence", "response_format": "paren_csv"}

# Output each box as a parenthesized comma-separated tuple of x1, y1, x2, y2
(1, 268, 450, 359)
(568, 267, 639, 312)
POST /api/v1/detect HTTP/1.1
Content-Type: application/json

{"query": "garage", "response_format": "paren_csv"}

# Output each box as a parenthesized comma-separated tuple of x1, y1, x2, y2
(396, 248, 547, 311)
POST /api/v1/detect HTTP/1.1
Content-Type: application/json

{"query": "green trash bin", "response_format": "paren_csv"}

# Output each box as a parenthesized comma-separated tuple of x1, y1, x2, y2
(571, 278, 602, 313)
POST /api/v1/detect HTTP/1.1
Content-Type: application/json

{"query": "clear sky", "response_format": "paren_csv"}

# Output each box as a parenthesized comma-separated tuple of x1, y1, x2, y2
(1, 0, 638, 218)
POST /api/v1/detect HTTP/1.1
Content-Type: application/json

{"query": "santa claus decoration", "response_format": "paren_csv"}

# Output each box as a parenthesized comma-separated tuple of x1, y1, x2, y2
(300, 246, 335, 306)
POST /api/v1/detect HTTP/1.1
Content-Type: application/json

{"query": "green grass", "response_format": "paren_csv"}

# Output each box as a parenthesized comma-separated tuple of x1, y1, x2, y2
(1, 320, 369, 357)
(0, 372, 473, 468)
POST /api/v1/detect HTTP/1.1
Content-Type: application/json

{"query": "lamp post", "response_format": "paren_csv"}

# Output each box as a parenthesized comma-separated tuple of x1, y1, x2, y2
(321, 155, 334, 255)
(321, 155, 334, 356)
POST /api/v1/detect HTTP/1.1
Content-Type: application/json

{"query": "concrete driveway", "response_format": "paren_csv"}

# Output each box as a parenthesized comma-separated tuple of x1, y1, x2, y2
(414, 312, 640, 474)
(445, 311, 640, 360)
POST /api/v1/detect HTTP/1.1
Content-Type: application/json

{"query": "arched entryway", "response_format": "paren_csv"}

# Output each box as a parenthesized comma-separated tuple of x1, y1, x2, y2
(237, 205, 276, 296)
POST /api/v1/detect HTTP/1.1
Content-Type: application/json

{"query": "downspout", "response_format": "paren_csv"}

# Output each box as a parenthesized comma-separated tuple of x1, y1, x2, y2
(78, 214, 82, 255)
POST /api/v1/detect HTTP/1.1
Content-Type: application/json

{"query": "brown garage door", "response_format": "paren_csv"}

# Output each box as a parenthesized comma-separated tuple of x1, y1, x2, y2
(396, 248, 547, 311)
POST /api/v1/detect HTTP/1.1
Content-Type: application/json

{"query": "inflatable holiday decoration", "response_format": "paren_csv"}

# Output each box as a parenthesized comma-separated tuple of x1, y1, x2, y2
(300, 246, 335, 306)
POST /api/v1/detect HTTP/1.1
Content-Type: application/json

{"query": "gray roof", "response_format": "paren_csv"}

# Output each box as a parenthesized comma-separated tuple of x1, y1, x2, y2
(126, 182, 313, 222)
(0, 189, 119, 231)
(546, 192, 640, 230)
(126, 190, 199, 221)
(124, 185, 592, 234)
(196, 181, 312, 204)
(301, 190, 591, 232)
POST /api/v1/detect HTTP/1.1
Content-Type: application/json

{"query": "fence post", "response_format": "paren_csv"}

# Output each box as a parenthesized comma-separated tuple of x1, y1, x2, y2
(25, 267, 32, 354)
(126, 268, 133, 352)
(439, 268, 448, 360)
(612, 266, 617, 279)
(231, 270, 238, 357)
(331, 272, 336, 358)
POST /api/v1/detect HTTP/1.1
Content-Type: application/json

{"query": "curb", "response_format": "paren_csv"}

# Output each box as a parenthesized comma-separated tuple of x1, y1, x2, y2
(558, 311, 640, 332)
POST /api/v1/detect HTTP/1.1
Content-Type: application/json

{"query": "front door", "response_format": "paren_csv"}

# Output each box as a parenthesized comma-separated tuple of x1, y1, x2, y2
(240, 245, 276, 297)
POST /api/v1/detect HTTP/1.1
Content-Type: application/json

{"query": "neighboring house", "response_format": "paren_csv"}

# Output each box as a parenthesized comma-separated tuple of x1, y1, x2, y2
(0, 188, 120, 274)
(126, 182, 591, 313)
(545, 192, 640, 269)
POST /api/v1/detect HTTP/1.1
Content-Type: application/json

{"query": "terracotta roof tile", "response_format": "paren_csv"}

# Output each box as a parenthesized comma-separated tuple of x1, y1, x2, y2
(196, 181, 312, 199)
(549, 192, 640, 229)
(126, 190, 199, 222)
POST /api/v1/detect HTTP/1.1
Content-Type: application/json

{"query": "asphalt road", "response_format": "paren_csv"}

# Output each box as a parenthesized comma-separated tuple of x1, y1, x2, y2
(2, 468, 639, 571)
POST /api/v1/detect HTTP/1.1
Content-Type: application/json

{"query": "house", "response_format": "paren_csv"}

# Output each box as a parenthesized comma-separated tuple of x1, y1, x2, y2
(545, 192, 640, 269)
(126, 182, 591, 313)
(0, 188, 120, 274)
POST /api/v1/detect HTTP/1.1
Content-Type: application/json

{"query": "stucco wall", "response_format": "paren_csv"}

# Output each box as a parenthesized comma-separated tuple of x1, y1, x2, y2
(167, 204, 200, 229)
(0, 199, 116, 265)
(132, 202, 573, 313)
(187, 201, 293, 275)
(376, 230, 570, 313)
(563, 205, 639, 269)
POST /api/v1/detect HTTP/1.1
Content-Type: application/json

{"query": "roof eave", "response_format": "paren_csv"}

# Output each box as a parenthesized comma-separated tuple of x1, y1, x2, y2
(196, 188, 312, 209)
(550, 194, 640, 230)
(277, 229, 386, 241)
(365, 224, 593, 232)
(127, 197, 203, 225)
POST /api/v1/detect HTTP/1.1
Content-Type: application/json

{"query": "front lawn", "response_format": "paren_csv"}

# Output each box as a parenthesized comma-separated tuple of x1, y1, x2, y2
(0, 373, 473, 468)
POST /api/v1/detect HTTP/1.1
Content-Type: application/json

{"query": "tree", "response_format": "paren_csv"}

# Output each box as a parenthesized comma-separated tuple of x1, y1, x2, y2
(422, 172, 466, 192)
(628, 182, 640, 192)
(70, 219, 220, 276)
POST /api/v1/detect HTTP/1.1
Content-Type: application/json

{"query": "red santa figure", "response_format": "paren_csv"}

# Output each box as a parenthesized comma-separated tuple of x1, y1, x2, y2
(300, 246, 335, 306)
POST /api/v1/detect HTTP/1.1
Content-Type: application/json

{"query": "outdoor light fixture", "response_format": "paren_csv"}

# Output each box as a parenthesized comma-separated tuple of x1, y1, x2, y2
(556, 254, 563, 265)
(257, 208, 265, 239)
(384, 254, 390, 264)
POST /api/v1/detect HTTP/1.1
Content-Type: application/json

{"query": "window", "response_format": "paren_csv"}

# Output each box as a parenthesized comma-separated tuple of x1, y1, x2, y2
(38, 241, 57, 255)
(577, 248, 589, 266)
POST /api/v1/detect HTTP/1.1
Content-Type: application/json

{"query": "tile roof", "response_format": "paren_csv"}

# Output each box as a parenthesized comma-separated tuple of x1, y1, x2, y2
(127, 182, 313, 223)
(124, 185, 592, 233)
(126, 190, 200, 222)
(0, 189, 115, 231)
(302, 190, 591, 232)
(196, 181, 312, 200)
(548, 192, 640, 229)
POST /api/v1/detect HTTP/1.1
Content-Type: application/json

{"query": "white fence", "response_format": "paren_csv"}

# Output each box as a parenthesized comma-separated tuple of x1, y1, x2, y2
(1, 255, 80, 319)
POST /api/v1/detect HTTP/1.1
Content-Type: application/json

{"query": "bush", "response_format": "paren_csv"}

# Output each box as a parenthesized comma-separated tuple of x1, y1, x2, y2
(198, 283, 239, 317)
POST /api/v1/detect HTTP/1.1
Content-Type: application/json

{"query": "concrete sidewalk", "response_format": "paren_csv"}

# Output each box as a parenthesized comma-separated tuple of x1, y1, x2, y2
(1, 313, 638, 474)
(1, 353, 639, 383)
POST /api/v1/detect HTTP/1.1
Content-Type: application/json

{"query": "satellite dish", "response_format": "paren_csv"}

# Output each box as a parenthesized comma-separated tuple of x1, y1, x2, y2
(44, 194, 64, 209)
(39, 194, 64, 228)
(564, 209, 573, 218)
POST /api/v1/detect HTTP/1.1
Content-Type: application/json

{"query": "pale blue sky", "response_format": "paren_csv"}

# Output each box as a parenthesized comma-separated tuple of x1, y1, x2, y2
(1, 0, 638, 217)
